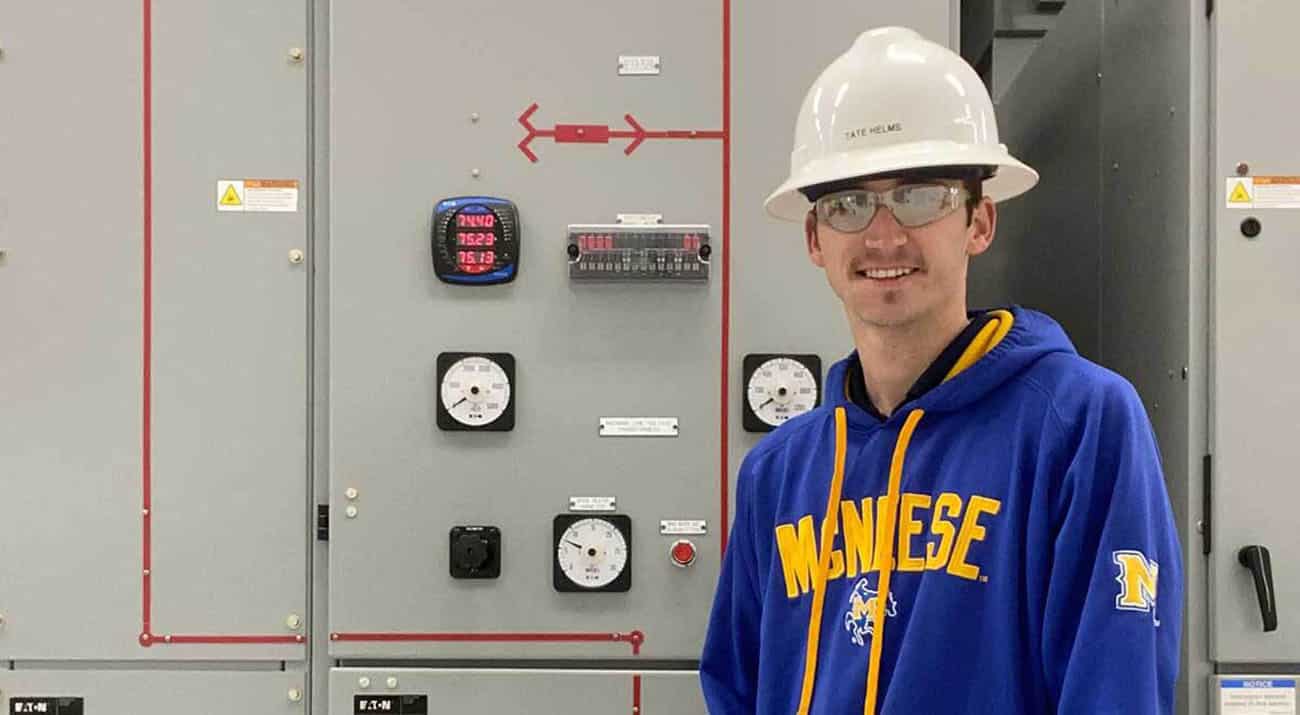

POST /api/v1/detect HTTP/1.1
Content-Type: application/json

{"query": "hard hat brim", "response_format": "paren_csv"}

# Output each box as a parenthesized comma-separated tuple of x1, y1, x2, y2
(764, 140, 1040, 222)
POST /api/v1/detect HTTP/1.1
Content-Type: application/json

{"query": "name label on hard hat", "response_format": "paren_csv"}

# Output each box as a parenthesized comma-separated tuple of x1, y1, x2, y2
(845, 123, 903, 141)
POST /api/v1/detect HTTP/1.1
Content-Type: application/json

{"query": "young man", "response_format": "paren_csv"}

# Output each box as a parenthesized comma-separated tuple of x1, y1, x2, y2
(700, 27, 1182, 714)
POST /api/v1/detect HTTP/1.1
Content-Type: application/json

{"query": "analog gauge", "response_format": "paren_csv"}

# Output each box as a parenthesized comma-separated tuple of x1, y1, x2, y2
(553, 514, 632, 592)
(436, 352, 515, 431)
(742, 354, 822, 432)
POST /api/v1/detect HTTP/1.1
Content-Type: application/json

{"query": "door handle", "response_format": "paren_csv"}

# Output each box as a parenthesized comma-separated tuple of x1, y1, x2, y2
(1237, 545, 1278, 632)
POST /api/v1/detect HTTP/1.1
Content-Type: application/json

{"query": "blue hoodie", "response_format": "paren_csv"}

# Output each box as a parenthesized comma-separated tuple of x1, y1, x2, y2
(701, 307, 1182, 714)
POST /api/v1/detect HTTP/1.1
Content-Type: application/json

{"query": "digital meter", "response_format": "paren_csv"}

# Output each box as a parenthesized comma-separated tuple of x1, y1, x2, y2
(567, 224, 710, 281)
(432, 196, 520, 285)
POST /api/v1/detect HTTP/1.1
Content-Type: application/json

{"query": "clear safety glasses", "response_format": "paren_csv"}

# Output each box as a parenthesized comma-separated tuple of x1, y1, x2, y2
(814, 184, 969, 232)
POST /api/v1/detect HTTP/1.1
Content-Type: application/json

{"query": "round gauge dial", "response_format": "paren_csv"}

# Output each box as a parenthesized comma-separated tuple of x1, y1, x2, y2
(746, 357, 819, 428)
(556, 517, 629, 589)
(440, 355, 512, 427)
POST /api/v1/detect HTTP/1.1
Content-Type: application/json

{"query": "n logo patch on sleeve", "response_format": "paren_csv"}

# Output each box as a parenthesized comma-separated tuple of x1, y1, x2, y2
(1113, 550, 1160, 625)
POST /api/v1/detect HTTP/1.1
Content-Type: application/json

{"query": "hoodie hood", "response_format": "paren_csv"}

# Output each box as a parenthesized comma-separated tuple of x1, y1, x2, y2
(824, 306, 1077, 420)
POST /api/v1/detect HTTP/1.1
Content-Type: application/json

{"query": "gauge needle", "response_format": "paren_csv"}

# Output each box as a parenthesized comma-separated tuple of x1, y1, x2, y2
(565, 540, 583, 549)
(758, 398, 774, 409)
(451, 397, 468, 408)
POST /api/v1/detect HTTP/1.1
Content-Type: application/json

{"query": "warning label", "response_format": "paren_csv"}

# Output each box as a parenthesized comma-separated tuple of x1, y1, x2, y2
(1220, 679, 1296, 715)
(216, 179, 299, 213)
(1227, 176, 1300, 209)
(1228, 179, 1253, 206)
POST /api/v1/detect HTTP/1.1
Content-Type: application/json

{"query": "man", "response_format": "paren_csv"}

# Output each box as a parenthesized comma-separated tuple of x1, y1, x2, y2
(700, 26, 1182, 714)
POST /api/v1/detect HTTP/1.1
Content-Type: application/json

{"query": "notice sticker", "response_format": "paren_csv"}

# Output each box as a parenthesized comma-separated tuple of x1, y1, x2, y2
(1220, 679, 1296, 715)
(1226, 176, 1300, 209)
(217, 179, 299, 212)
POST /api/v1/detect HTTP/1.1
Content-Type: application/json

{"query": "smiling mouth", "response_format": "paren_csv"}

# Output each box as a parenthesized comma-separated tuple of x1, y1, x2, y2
(856, 267, 919, 283)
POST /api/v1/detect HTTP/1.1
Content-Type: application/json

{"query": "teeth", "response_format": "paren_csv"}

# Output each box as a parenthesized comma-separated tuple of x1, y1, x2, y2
(863, 267, 915, 279)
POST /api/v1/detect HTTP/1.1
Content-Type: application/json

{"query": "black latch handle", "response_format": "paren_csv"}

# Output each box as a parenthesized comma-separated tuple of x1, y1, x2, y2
(1238, 545, 1278, 632)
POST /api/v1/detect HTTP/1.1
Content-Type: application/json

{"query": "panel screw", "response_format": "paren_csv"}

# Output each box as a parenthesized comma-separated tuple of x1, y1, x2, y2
(358, 677, 371, 689)
(1236, 162, 1250, 176)
(286, 614, 302, 630)
(345, 488, 359, 500)
(0, 248, 7, 264)
(470, 113, 480, 123)
(289, 249, 305, 264)
(1241, 217, 1262, 239)
(1182, 366, 1189, 380)
(1196, 520, 1204, 533)
(346, 505, 358, 519)
(288, 688, 303, 703)
(386, 677, 399, 689)
(471, 168, 481, 179)
(289, 48, 305, 63)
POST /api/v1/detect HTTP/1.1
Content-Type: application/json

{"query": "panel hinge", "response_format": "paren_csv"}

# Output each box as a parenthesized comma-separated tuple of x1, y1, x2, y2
(1202, 454, 1212, 555)
(317, 504, 329, 542)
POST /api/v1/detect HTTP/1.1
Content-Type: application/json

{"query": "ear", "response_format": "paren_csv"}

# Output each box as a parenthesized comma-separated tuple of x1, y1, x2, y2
(966, 198, 996, 257)
(805, 211, 826, 267)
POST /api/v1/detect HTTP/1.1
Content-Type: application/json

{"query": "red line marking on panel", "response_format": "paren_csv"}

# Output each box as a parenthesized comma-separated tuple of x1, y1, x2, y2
(141, 0, 154, 645)
(137, 0, 303, 649)
(516, 105, 721, 161)
(330, 630, 644, 654)
(155, 634, 305, 645)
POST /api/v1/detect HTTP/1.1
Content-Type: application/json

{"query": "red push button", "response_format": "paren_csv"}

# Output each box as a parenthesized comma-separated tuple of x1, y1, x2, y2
(670, 539, 697, 567)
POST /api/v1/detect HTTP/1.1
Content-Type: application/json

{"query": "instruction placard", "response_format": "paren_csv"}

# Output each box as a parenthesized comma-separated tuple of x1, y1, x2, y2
(1220, 679, 1296, 715)
(1226, 176, 1300, 209)
(217, 179, 299, 213)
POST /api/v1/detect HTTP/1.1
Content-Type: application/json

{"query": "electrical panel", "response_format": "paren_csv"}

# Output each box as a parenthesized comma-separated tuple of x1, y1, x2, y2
(1, 1, 957, 713)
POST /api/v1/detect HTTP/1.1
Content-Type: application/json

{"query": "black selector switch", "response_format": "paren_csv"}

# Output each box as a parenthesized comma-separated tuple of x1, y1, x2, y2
(450, 526, 501, 579)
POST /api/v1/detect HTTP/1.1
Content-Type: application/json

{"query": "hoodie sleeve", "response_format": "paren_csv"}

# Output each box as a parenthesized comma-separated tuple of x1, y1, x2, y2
(700, 451, 765, 713)
(1041, 377, 1183, 715)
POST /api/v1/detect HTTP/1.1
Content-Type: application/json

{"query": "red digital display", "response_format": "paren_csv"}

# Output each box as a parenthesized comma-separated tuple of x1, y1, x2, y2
(457, 250, 497, 274)
(457, 213, 496, 229)
(457, 232, 496, 247)
(452, 210, 501, 273)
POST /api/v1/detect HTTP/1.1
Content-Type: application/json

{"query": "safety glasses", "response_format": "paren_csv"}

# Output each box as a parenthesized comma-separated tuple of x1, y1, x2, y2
(814, 184, 969, 232)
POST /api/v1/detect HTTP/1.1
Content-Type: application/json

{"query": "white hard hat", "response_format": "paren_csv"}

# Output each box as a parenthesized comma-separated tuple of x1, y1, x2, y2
(765, 26, 1039, 221)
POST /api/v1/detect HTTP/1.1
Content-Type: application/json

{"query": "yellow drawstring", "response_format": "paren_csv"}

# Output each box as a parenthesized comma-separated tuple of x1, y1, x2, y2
(796, 406, 850, 714)
(863, 409, 925, 715)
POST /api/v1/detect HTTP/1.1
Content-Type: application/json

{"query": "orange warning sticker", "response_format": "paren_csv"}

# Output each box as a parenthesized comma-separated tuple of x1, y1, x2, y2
(216, 179, 299, 213)
(1227, 176, 1300, 209)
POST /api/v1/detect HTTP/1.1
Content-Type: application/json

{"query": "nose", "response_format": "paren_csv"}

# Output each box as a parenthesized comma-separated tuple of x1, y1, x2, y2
(861, 206, 908, 247)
